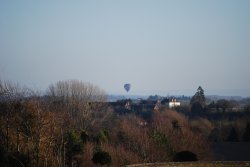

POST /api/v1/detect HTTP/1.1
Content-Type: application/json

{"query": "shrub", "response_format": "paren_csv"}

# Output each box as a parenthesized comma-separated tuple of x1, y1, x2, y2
(92, 150, 112, 166)
(0, 146, 9, 167)
(173, 151, 198, 162)
(9, 152, 29, 167)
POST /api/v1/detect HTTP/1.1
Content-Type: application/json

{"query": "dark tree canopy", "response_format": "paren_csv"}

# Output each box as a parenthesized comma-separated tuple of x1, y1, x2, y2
(226, 127, 239, 142)
(216, 99, 231, 112)
(243, 122, 250, 141)
(191, 102, 204, 115)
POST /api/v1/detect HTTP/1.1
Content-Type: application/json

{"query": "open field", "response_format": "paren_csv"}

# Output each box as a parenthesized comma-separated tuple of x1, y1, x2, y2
(126, 162, 250, 167)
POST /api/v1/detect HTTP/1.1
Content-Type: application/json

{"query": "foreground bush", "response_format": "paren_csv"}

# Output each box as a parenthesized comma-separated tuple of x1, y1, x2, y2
(92, 150, 112, 166)
(173, 151, 198, 162)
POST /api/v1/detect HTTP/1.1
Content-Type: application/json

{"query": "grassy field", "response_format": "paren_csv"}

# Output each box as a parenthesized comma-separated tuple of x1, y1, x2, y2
(126, 161, 250, 167)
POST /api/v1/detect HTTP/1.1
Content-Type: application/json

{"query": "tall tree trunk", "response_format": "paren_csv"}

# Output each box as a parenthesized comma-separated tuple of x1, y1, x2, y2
(6, 116, 9, 151)
(16, 127, 20, 152)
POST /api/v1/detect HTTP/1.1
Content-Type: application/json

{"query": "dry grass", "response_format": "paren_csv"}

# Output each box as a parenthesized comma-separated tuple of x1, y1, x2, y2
(126, 161, 250, 167)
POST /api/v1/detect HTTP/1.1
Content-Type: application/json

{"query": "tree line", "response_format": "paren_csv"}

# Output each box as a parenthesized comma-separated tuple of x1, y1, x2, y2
(0, 80, 212, 166)
(179, 86, 250, 143)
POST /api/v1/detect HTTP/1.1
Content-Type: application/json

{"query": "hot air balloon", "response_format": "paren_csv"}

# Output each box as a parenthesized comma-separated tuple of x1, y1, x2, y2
(124, 84, 131, 92)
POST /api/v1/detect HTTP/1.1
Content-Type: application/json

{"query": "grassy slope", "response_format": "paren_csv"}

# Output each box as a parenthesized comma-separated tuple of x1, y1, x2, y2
(126, 161, 250, 167)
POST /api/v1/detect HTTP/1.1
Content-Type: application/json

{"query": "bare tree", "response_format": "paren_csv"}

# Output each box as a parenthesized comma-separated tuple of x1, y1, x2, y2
(0, 80, 27, 151)
(47, 80, 108, 130)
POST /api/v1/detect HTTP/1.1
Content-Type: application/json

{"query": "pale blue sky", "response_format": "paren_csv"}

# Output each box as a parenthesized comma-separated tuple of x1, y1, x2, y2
(0, 0, 250, 96)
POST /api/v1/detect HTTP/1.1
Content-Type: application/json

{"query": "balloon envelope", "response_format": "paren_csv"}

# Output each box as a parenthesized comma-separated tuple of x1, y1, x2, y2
(124, 84, 131, 92)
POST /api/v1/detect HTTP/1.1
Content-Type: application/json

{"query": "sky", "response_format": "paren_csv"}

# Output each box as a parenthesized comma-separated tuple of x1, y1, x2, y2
(0, 0, 250, 96)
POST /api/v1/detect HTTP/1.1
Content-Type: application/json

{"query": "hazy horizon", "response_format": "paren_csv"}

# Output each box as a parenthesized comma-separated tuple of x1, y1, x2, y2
(1, 1, 250, 97)
(109, 88, 250, 98)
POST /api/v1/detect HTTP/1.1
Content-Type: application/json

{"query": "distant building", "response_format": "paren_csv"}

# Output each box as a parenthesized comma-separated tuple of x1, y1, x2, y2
(154, 100, 161, 111)
(161, 98, 181, 108)
(168, 99, 181, 108)
(125, 101, 131, 110)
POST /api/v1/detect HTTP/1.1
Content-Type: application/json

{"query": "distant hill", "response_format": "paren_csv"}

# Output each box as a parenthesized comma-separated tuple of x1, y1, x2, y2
(206, 95, 243, 101)
(108, 94, 246, 103)
(107, 94, 148, 102)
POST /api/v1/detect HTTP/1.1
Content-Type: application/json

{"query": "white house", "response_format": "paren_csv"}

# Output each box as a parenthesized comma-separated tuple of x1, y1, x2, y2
(168, 99, 181, 108)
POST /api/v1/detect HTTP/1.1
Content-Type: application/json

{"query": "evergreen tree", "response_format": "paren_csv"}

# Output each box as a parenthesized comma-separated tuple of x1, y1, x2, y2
(65, 130, 84, 166)
(190, 86, 206, 114)
(190, 86, 206, 107)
